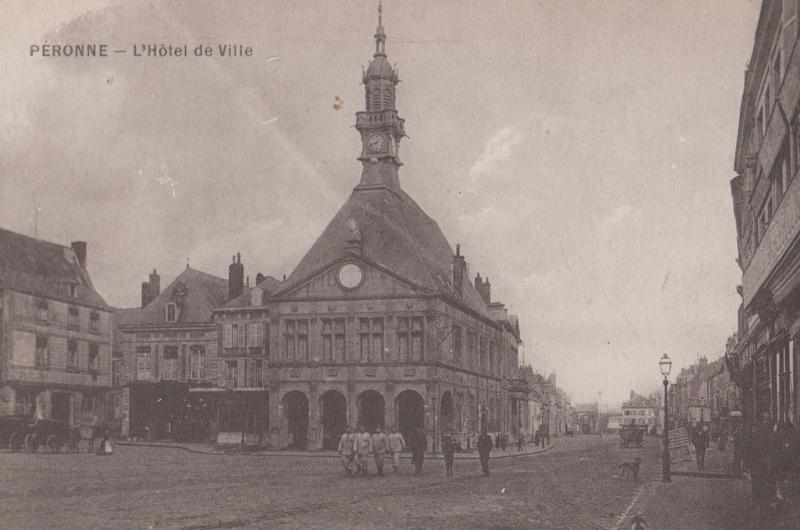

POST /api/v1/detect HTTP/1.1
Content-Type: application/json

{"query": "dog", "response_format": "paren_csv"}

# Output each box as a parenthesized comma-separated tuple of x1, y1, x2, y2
(619, 457, 642, 481)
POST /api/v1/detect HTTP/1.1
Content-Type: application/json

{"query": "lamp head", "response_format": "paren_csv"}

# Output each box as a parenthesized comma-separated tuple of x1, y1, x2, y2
(659, 353, 672, 378)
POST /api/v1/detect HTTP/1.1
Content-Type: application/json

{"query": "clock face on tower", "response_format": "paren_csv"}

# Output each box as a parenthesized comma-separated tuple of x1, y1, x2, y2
(367, 133, 386, 153)
(337, 263, 364, 290)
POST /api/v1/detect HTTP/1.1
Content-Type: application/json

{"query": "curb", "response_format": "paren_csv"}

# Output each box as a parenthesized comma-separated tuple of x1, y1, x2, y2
(670, 470, 738, 479)
(116, 441, 557, 459)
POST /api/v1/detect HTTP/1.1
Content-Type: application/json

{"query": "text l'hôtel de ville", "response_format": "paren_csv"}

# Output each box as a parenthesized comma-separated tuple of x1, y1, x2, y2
(29, 43, 254, 58)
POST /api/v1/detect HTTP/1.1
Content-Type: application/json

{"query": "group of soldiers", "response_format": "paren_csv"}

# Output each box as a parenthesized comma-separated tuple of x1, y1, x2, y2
(337, 425, 425, 476)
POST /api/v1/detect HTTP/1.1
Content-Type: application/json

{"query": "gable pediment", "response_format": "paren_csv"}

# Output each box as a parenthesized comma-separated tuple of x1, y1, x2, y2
(277, 256, 423, 300)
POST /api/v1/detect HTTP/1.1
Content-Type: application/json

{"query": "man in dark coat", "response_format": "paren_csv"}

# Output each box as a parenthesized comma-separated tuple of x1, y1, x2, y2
(442, 435, 455, 477)
(692, 426, 708, 469)
(410, 427, 427, 475)
(478, 431, 493, 476)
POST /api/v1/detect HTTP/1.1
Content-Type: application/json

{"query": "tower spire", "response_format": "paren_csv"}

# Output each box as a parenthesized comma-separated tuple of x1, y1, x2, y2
(375, 1, 386, 57)
(356, 0, 405, 192)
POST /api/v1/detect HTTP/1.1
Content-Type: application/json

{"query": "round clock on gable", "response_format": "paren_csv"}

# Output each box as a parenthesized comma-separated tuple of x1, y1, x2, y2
(338, 263, 364, 289)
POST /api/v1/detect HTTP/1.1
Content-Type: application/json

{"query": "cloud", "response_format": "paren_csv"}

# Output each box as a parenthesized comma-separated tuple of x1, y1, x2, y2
(457, 205, 503, 232)
(468, 126, 525, 182)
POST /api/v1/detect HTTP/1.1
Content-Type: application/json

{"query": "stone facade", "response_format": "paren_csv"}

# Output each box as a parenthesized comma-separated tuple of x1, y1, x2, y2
(0, 229, 113, 431)
(729, 0, 800, 430)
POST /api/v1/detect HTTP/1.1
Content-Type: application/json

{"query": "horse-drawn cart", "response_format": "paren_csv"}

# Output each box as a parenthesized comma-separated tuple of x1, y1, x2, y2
(619, 424, 646, 448)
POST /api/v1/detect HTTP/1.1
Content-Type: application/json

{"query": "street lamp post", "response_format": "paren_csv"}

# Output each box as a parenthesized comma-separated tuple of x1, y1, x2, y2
(659, 353, 672, 483)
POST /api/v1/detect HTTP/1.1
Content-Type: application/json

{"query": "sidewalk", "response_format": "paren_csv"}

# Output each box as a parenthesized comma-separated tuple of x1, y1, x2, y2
(671, 443, 736, 478)
(618, 443, 800, 529)
(115, 439, 556, 459)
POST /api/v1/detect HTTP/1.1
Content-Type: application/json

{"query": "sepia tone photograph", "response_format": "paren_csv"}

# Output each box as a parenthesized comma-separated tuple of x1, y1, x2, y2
(1, 0, 799, 528)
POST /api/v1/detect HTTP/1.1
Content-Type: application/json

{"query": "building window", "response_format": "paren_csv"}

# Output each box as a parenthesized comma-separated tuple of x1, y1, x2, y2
(166, 303, 177, 323)
(88, 343, 99, 372)
(322, 318, 346, 363)
(225, 360, 238, 387)
(383, 86, 393, 109)
(358, 317, 384, 362)
(190, 345, 206, 380)
(89, 311, 100, 332)
(36, 299, 48, 322)
(223, 323, 247, 348)
(397, 316, 424, 362)
(162, 345, 179, 380)
(452, 325, 463, 364)
(247, 322, 264, 348)
(67, 339, 79, 371)
(112, 358, 123, 386)
(136, 346, 152, 381)
(68, 306, 79, 329)
(35, 335, 49, 368)
(466, 330, 477, 370)
(253, 360, 263, 387)
(284, 319, 308, 361)
(479, 335, 488, 373)
(489, 340, 496, 374)
(371, 86, 381, 111)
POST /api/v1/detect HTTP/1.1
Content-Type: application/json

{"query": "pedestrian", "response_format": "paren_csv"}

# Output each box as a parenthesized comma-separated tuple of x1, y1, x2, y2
(356, 425, 373, 476)
(388, 426, 406, 473)
(500, 433, 507, 451)
(410, 427, 427, 475)
(692, 425, 708, 470)
(478, 430, 493, 476)
(337, 426, 356, 476)
(95, 429, 112, 456)
(443, 435, 455, 477)
(372, 426, 388, 476)
(517, 433, 524, 452)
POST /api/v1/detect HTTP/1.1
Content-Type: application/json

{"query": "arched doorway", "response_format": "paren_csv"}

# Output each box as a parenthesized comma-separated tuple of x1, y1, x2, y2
(396, 390, 425, 444)
(319, 390, 347, 450)
(357, 390, 385, 431)
(440, 391, 455, 433)
(282, 391, 309, 450)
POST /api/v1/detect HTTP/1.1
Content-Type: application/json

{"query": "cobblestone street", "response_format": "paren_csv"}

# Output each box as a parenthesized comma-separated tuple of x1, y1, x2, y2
(2, 435, 662, 529)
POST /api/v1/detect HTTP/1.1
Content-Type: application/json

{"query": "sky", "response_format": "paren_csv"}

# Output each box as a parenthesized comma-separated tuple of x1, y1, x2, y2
(0, 0, 761, 407)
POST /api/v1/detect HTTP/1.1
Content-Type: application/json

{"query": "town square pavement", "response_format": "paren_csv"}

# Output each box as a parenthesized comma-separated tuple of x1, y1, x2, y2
(0, 434, 761, 529)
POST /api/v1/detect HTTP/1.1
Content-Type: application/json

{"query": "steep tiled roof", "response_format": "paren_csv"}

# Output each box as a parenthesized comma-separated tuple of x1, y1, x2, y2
(0, 227, 109, 309)
(117, 267, 227, 327)
(277, 187, 493, 320)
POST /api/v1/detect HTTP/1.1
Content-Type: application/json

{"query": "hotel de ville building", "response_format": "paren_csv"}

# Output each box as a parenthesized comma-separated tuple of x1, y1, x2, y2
(215, 8, 529, 452)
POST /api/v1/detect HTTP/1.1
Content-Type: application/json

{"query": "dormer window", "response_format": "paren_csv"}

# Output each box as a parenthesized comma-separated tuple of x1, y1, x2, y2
(166, 303, 177, 323)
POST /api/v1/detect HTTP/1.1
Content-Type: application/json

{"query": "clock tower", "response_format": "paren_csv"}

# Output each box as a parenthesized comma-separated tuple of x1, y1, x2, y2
(355, 2, 405, 192)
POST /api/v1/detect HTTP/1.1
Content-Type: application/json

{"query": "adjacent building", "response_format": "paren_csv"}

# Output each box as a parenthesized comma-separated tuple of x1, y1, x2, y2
(0, 228, 113, 431)
(112, 265, 228, 440)
(729, 0, 800, 430)
(621, 390, 660, 432)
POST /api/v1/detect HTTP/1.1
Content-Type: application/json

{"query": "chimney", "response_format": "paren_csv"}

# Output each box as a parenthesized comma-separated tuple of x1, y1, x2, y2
(149, 269, 160, 297)
(452, 244, 466, 296)
(474, 273, 491, 304)
(228, 253, 244, 301)
(141, 281, 152, 308)
(71, 241, 87, 269)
